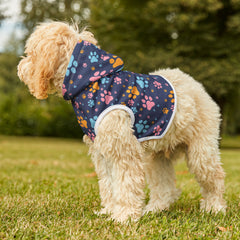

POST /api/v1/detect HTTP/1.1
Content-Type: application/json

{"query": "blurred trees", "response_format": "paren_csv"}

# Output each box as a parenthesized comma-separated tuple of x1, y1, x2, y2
(0, 0, 6, 25)
(0, 0, 239, 137)
(0, 52, 83, 137)
(20, 0, 90, 35)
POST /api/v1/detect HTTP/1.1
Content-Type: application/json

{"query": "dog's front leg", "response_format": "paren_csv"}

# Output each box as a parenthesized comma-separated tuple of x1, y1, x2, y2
(83, 135, 113, 215)
(94, 110, 145, 222)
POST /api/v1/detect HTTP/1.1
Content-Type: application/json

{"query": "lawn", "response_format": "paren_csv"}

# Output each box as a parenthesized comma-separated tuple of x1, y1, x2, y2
(0, 136, 240, 239)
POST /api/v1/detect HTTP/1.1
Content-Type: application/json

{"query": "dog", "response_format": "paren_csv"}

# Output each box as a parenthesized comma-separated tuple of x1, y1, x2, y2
(17, 21, 226, 222)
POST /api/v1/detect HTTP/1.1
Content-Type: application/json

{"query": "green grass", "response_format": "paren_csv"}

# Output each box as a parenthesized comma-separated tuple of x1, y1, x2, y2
(220, 135, 240, 149)
(0, 136, 240, 239)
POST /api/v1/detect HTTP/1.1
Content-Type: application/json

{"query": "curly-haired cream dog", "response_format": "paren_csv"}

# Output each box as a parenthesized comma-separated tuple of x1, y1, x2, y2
(18, 21, 226, 222)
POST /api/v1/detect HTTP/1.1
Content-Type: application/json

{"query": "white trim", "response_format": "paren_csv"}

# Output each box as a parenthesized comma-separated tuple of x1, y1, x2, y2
(94, 105, 135, 135)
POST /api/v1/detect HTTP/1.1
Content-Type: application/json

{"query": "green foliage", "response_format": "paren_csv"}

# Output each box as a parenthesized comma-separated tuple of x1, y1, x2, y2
(0, 95, 83, 138)
(0, 53, 19, 93)
(20, 0, 90, 38)
(0, 0, 6, 25)
(0, 53, 83, 138)
(0, 136, 240, 238)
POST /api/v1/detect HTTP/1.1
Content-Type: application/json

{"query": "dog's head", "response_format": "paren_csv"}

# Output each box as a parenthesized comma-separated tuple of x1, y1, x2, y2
(17, 21, 97, 99)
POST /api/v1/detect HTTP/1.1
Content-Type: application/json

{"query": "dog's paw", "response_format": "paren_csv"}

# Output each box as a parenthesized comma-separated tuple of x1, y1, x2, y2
(110, 206, 142, 223)
(143, 201, 170, 215)
(94, 207, 111, 216)
(200, 198, 227, 214)
(143, 189, 181, 215)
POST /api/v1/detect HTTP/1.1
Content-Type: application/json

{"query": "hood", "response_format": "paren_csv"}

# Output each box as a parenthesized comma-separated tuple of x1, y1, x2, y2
(62, 40, 124, 100)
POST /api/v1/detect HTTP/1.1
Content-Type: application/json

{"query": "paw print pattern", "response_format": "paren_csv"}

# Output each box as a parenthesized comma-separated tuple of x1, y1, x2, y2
(101, 54, 110, 61)
(62, 84, 67, 96)
(114, 77, 122, 85)
(77, 116, 87, 129)
(87, 131, 95, 141)
(136, 76, 149, 89)
(74, 101, 79, 109)
(88, 99, 95, 108)
(142, 96, 155, 110)
(153, 81, 162, 89)
(89, 51, 99, 63)
(100, 90, 114, 104)
(168, 90, 175, 103)
(89, 82, 100, 93)
(131, 107, 138, 114)
(162, 108, 169, 114)
(90, 116, 98, 128)
(135, 120, 150, 134)
(126, 86, 140, 99)
(100, 76, 110, 85)
(153, 125, 162, 136)
(109, 56, 124, 68)
(66, 55, 78, 76)
(89, 70, 106, 82)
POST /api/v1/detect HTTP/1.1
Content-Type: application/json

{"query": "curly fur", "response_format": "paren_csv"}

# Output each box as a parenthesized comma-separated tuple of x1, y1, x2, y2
(18, 21, 226, 222)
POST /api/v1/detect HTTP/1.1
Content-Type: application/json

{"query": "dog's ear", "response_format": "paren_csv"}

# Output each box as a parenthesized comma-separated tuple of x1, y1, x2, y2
(17, 40, 59, 100)
(30, 41, 59, 99)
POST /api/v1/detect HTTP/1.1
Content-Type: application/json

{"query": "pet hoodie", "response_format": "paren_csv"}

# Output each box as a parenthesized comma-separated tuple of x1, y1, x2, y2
(62, 40, 177, 142)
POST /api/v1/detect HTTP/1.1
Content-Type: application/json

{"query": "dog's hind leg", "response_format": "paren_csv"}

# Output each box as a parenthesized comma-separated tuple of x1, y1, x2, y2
(94, 110, 145, 222)
(186, 137, 226, 213)
(143, 151, 181, 214)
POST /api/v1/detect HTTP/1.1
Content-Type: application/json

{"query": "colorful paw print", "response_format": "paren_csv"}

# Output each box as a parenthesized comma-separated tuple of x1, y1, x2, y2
(62, 84, 67, 96)
(114, 76, 122, 85)
(74, 101, 79, 109)
(66, 55, 78, 76)
(126, 86, 140, 99)
(109, 56, 123, 68)
(89, 82, 100, 93)
(90, 116, 98, 128)
(77, 116, 88, 129)
(101, 54, 110, 61)
(168, 90, 175, 103)
(136, 76, 149, 89)
(83, 40, 91, 46)
(100, 90, 114, 104)
(162, 108, 169, 114)
(142, 96, 155, 111)
(100, 76, 110, 85)
(153, 125, 162, 136)
(153, 81, 162, 89)
(87, 131, 95, 141)
(89, 70, 106, 82)
(88, 99, 95, 108)
(135, 120, 150, 134)
(89, 51, 99, 63)
(131, 107, 138, 114)
(128, 99, 134, 107)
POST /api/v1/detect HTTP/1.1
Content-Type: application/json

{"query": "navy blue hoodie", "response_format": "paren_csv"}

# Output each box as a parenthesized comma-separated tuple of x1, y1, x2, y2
(63, 40, 176, 142)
